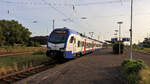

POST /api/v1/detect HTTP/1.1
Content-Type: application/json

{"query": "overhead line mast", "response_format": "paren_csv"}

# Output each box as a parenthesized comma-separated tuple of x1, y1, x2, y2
(130, 0, 133, 59)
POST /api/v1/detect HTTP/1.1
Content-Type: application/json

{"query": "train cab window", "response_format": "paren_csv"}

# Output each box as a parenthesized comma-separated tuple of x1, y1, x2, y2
(70, 36, 74, 43)
(48, 30, 67, 44)
(78, 41, 80, 47)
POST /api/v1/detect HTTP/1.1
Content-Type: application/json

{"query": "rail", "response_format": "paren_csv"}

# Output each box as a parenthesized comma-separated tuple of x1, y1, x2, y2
(0, 60, 58, 84)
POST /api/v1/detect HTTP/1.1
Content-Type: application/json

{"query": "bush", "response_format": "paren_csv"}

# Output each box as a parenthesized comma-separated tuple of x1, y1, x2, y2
(113, 41, 124, 54)
(121, 59, 147, 84)
(133, 44, 144, 50)
(27, 41, 40, 47)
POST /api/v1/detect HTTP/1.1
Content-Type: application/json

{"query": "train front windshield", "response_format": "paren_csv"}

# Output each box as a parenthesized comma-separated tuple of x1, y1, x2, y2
(48, 30, 67, 44)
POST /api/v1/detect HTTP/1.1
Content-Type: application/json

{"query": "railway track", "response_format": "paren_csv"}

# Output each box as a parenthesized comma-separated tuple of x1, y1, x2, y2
(0, 60, 62, 84)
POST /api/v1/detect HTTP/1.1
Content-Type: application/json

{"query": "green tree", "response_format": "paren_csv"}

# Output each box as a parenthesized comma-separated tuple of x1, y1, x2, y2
(0, 27, 5, 46)
(21, 28, 32, 45)
(143, 37, 150, 48)
(0, 20, 32, 46)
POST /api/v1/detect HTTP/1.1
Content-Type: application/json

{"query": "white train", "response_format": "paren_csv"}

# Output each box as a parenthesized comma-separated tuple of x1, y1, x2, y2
(46, 27, 103, 59)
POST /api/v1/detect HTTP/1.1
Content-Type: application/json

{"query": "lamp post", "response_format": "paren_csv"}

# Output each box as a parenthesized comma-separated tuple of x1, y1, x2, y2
(117, 21, 123, 54)
(130, 0, 133, 59)
(114, 30, 118, 38)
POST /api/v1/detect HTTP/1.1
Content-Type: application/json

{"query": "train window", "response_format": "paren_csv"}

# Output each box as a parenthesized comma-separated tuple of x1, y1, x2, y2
(74, 38, 76, 43)
(70, 36, 74, 43)
(90, 43, 92, 48)
(87, 43, 88, 48)
(87, 43, 90, 48)
(81, 41, 84, 47)
(97, 44, 99, 47)
(83, 42, 84, 47)
(78, 41, 80, 47)
(80, 41, 83, 47)
(90, 43, 91, 48)
(86, 43, 88, 48)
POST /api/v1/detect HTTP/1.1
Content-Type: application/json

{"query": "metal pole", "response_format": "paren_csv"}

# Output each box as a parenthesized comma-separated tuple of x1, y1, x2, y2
(119, 24, 121, 41)
(117, 22, 123, 54)
(119, 24, 121, 54)
(114, 30, 118, 38)
(53, 19, 55, 30)
(98, 32, 101, 41)
(130, 0, 133, 59)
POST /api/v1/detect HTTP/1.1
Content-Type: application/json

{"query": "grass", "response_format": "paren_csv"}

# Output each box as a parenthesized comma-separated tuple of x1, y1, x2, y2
(130, 45, 150, 54)
(0, 46, 46, 55)
(0, 50, 51, 75)
(139, 69, 150, 84)
(135, 48, 150, 54)
(143, 48, 150, 53)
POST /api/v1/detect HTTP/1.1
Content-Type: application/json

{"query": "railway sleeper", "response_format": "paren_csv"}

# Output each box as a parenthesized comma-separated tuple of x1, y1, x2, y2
(29, 71, 37, 74)
(13, 77, 22, 80)
(30, 69, 41, 73)
(17, 74, 28, 78)
(2, 78, 15, 83)
(22, 72, 31, 76)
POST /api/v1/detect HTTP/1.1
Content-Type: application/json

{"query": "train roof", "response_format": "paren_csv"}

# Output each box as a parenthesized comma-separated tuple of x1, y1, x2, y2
(54, 27, 80, 35)
(54, 27, 103, 43)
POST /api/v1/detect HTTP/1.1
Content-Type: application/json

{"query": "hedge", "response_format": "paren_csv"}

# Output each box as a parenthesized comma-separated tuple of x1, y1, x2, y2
(121, 59, 150, 84)
(113, 41, 124, 54)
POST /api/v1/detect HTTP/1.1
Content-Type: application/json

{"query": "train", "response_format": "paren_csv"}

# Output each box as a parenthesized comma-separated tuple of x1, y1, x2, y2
(46, 27, 103, 60)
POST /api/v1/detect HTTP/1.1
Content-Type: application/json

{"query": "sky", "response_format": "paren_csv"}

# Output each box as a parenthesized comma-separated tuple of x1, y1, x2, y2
(0, 0, 150, 43)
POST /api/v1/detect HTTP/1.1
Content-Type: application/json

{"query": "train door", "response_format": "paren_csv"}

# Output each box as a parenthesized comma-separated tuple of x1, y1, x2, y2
(73, 37, 76, 53)
(84, 39, 86, 54)
(92, 41, 94, 52)
(69, 36, 76, 54)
